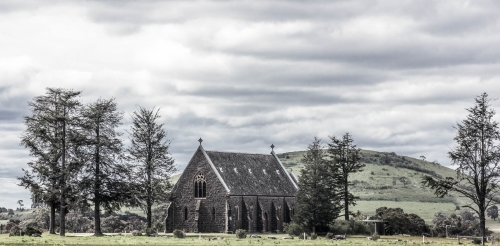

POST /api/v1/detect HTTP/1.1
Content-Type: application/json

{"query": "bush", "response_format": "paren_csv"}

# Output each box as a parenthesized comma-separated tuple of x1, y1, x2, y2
(310, 232, 318, 240)
(325, 232, 334, 239)
(173, 229, 185, 238)
(144, 228, 157, 236)
(25, 226, 42, 236)
(372, 232, 380, 241)
(329, 219, 371, 235)
(472, 238, 482, 244)
(283, 222, 303, 236)
(131, 230, 142, 236)
(235, 229, 246, 239)
(9, 226, 24, 236)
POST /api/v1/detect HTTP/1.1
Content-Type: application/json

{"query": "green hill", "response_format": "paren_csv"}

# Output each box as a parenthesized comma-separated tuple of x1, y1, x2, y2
(278, 149, 461, 223)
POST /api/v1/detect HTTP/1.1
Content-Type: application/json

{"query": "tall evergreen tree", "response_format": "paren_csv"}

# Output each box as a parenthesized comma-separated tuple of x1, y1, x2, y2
(423, 93, 500, 245)
(78, 98, 129, 235)
(295, 137, 340, 233)
(127, 107, 176, 228)
(328, 133, 364, 220)
(19, 88, 82, 236)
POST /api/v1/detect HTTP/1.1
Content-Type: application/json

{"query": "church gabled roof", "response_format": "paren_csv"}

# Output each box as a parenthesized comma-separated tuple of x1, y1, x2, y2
(203, 147, 298, 196)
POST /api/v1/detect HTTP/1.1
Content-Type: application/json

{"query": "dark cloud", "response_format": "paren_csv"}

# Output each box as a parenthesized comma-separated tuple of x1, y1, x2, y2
(0, 110, 23, 121)
(0, 168, 24, 179)
(1, 0, 500, 208)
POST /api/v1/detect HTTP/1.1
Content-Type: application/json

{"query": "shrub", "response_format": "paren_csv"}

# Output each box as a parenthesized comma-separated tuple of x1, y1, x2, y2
(25, 226, 42, 236)
(472, 238, 482, 244)
(371, 232, 380, 241)
(19, 221, 42, 236)
(310, 232, 317, 240)
(283, 222, 303, 236)
(5, 222, 17, 232)
(329, 219, 371, 235)
(131, 230, 142, 236)
(9, 226, 24, 236)
(235, 229, 246, 239)
(173, 229, 185, 238)
(325, 232, 334, 239)
(144, 228, 157, 236)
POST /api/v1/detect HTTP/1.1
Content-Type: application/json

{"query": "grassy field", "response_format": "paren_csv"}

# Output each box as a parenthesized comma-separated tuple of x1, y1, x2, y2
(351, 201, 457, 224)
(279, 149, 469, 220)
(0, 233, 487, 245)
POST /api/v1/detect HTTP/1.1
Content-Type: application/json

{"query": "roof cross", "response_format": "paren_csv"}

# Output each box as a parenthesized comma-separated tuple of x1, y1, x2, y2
(270, 144, 275, 151)
(198, 138, 203, 145)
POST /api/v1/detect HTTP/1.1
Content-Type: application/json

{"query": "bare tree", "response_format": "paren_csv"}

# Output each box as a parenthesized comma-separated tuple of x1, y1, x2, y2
(17, 200, 24, 211)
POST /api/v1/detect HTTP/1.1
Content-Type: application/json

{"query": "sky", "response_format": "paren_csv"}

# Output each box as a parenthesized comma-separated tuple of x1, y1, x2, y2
(1, 0, 500, 210)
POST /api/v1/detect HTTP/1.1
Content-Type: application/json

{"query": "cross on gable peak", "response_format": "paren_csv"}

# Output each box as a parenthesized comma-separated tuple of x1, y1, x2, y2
(270, 144, 275, 150)
(198, 138, 203, 145)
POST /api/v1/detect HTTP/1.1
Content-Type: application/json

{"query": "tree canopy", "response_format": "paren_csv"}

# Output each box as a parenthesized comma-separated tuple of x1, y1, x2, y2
(78, 98, 130, 235)
(127, 107, 176, 228)
(295, 137, 341, 233)
(328, 133, 364, 220)
(19, 88, 82, 235)
(423, 92, 500, 244)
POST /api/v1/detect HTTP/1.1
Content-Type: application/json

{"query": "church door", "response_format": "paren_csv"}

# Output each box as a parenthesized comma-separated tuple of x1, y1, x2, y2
(263, 212, 268, 232)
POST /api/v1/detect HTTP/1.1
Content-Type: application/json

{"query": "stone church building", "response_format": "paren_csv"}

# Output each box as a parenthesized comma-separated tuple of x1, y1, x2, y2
(165, 140, 298, 233)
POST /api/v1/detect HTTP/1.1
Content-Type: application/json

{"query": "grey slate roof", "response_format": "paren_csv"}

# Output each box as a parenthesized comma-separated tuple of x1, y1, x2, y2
(205, 150, 297, 196)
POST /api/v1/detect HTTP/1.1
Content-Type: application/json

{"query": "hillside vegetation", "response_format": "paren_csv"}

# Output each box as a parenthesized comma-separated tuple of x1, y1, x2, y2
(278, 149, 462, 223)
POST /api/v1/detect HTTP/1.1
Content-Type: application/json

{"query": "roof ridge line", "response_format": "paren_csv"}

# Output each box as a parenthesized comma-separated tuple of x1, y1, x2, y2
(271, 150, 299, 190)
(201, 145, 231, 193)
(206, 150, 270, 155)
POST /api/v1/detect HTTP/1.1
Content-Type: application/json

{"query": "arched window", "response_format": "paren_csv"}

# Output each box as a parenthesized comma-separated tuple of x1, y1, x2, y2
(194, 173, 206, 198)
(184, 207, 188, 221)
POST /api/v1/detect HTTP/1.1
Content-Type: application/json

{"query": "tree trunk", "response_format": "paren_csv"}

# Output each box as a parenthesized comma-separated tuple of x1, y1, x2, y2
(344, 175, 349, 220)
(94, 200, 101, 235)
(94, 127, 102, 236)
(147, 202, 152, 228)
(480, 209, 486, 245)
(147, 152, 152, 228)
(49, 201, 56, 234)
(60, 119, 66, 236)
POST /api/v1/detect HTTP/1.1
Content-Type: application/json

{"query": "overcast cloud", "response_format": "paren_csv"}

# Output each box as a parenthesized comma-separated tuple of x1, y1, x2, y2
(1, 0, 500, 209)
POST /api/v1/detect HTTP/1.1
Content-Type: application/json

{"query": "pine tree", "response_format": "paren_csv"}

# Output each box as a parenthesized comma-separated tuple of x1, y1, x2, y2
(328, 133, 364, 220)
(78, 98, 130, 235)
(19, 88, 82, 236)
(127, 107, 176, 228)
(295, 137, 340, 233)
(423, 93, 500, 245)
